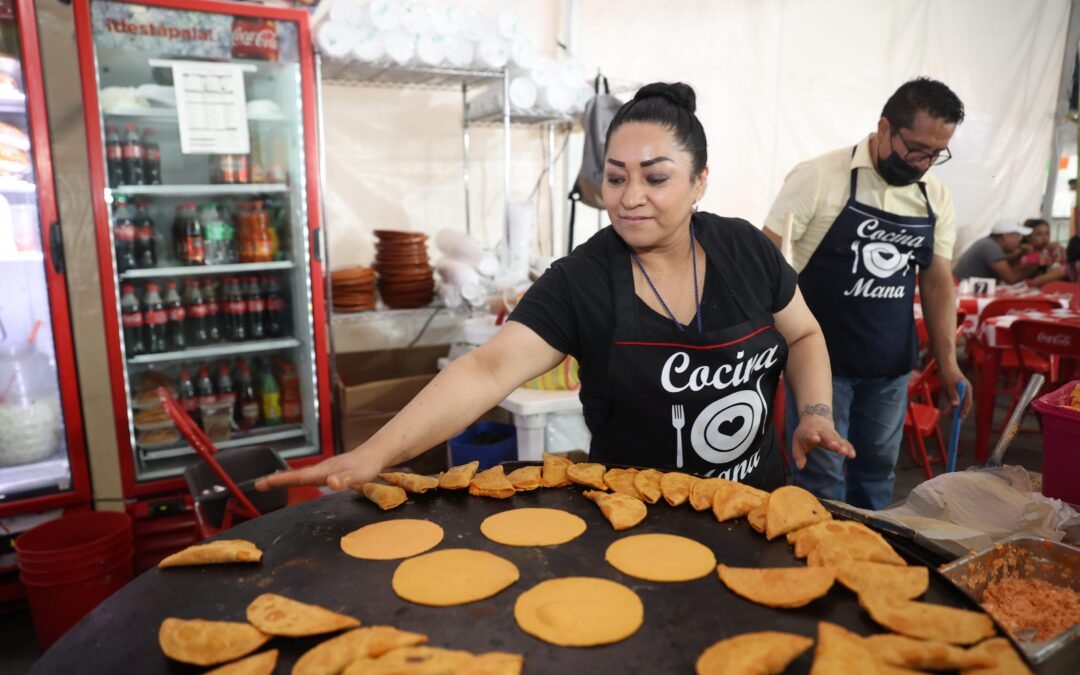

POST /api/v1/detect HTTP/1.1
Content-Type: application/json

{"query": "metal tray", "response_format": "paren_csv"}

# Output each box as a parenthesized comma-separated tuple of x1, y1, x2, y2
(939, 535, 1080, 664)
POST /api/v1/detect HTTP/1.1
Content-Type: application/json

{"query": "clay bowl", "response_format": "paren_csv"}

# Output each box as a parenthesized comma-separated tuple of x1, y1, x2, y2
(374, 230, 428, 243)
(331, 267, 376, 282)
(380, 280, 435, 295)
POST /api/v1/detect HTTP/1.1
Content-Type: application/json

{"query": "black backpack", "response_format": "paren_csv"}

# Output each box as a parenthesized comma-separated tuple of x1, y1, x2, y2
(567, 77, 623, 255)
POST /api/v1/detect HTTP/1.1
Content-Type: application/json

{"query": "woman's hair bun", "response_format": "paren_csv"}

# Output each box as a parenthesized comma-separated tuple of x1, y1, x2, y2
(634, 82, 696, 113)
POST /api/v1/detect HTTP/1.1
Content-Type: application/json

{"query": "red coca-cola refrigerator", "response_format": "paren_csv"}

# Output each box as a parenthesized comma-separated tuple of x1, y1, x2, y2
(0, 0, 91, 607)
(72, 0, 333, 517)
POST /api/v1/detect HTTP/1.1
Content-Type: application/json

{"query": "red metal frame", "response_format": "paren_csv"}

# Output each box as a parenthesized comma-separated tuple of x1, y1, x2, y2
(72, 0, 333, 499)
(0, 0, 92, 517)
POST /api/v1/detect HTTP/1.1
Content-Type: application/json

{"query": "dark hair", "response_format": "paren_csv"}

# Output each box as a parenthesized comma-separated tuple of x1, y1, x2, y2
(605, 82, 708, 177)
(1023, 218, 1049, 231)
(881, 77, 965, 130)
(1067, 236, 1080, 264)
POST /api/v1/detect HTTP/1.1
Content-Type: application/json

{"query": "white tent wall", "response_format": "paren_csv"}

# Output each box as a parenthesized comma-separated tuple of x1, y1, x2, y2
(320, 0, 1070, 270)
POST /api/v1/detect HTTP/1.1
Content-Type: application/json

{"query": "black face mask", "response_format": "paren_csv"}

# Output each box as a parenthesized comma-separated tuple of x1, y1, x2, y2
(878, 148, 927, 187)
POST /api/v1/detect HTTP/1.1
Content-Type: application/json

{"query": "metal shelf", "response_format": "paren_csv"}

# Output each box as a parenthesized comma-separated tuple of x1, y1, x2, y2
(127, 337, 300, 365)
(320, 61, 503, 90)
(0, 455, 71, 500)
(108, 184, 288, 198)
(137, 424, 309, 461)
(120, 260, 295, 280)
(467, 108, 579, 127)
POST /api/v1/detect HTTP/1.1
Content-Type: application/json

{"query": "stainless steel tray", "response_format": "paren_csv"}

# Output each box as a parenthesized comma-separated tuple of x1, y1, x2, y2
(939, 535, 1080, 664)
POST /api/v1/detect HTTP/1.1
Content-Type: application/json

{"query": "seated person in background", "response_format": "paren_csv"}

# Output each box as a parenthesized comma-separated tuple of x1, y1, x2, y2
(953, 218, 1037, 283)
(1019, 218, 1065, 272)
(1029, 235, 1080, 287)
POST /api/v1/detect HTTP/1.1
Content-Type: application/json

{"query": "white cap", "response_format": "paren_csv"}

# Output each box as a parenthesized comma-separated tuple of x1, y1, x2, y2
(991, 218, 1032, 236)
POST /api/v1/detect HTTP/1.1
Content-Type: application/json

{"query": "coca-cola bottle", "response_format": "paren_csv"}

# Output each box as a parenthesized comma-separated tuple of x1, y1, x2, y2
(224, 277, 247, 342)
(143, 282, 168, 354)
(106, 124, 123, 188)
(234, 359, 260, 431)
(184, 279, 209, 347)
(121, 123, 144, 186)
(141, 128, 162, 185)
(177, 364, 197, 416)
(112, 195, 137, 273)
(120, 282, 146, 356)
(163, 280, 186, 351)
(245, 276, 267, 340)
(174, 203, 204, 266)
(133, 200, 157, 269)
(215, 360, 236, 406)
(201, 278, 222, 343)
(195, 362, 216, 408)
(262, 275, 285, 338)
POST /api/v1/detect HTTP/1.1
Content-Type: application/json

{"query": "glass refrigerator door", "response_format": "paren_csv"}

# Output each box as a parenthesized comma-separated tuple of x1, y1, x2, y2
(0, 0, 87, 508)
(80, 0, 329, 487)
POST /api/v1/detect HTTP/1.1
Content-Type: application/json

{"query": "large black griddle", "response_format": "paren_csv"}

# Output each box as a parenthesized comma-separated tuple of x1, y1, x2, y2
(31, 468, 1027, 674)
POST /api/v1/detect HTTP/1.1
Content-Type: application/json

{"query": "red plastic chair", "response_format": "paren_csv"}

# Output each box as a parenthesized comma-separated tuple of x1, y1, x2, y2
(1041, 281, 1080, 309)
(904, 361, 946, 480)
(1009, 319, 1080, 392)
(969, 299, 1057, 392)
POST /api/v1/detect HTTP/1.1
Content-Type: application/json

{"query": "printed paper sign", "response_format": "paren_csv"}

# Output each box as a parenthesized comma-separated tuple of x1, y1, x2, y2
(171, 61, 251, 155)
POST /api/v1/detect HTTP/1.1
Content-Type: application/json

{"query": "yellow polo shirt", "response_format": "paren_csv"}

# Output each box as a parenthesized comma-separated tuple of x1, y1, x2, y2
(763, 134, 956, 272)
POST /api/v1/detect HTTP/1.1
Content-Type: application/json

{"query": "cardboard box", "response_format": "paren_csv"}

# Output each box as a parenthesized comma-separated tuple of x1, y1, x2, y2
(337, 374, 435, 453)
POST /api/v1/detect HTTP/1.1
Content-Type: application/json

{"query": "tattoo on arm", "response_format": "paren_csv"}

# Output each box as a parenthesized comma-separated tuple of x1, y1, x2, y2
(800, 404, 833, 421)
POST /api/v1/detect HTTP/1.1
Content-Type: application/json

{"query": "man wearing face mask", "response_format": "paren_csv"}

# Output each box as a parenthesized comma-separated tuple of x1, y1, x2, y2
(763, 77, 971, 509)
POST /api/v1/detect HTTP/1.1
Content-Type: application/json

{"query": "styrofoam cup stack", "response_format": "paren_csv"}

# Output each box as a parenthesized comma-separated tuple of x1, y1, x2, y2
(385, 29, 417, 65)
(445, 35, 475, 68)
(496, 8, 524, 41)
(573, 84, 594, 114)
(416, 33, 447, 66)
(510, 37, 536, 70)
(529, 56, 556, 88)
(316, 22, 355, 60)
(368, 0, 401, 30)
(400, 1, 433, 34)
(429, 3, 457, 35)
(459, 7, 493, 42)
(353, 26, 385, 63)
(559, 58, 585, 89)
(541, 83, 574, 114)
(329, 0, 369, 27)
(435, 229, 500, 278)
(509, 77, 537, 110)
(477, 37, 510, 70)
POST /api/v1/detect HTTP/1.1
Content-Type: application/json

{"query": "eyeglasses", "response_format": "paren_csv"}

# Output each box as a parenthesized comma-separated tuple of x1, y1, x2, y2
(892, 129, 952, 166)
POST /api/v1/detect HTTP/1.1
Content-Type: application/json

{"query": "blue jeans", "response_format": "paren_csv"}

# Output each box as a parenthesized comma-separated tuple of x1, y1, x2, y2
(785, 374, 908, 510)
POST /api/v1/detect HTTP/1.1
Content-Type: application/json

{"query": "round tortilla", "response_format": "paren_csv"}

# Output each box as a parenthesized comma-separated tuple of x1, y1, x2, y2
(480, 508, 587, 547)
(514, 577, 643, 647)
(340, 519, 444, 560)
(392, 548, 519, 606)
(605, 533, 717, 582)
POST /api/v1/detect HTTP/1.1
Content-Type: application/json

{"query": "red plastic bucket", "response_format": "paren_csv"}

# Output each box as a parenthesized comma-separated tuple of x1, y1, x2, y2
(1032, 380, 1080, 506)
(14, 512, 134, 650)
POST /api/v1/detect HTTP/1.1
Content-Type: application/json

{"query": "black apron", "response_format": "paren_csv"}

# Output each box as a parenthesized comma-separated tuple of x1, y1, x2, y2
(589, 220, 789, 490)
(799, 159, 936, 378)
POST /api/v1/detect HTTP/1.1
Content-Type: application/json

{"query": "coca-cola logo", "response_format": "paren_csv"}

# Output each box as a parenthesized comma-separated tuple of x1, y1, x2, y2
(1036, 332, 1072, 347)
(233, 25, 278, 50)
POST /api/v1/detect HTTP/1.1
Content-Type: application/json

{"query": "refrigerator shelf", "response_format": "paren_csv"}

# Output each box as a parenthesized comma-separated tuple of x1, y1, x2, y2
(108, 184, 289, 197)
(104, 107, 285, 123)
(0, 457, 72, 500)
(127, 337, 301, 365)
(0, 251, 44, 263)
(137, 424, 308, 461)
(120, 260, 295, 280)
(0, 179, 36, 194)
(0, 96, 26, 114)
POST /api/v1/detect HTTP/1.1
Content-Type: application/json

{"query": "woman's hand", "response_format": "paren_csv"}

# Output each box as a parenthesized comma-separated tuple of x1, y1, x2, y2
(790, 413, 856, 470)
(254, 447, 386, 492)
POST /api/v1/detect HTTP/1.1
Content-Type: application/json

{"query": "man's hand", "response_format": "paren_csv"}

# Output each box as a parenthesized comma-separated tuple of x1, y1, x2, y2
(790, 405, 856, 470)
(939, 362, 972, 418)
(254, 448, 385, 492)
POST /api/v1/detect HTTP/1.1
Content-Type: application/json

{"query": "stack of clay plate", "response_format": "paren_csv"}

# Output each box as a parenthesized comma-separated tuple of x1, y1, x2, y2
(373, 230, 435, 309)
(331, 267, 376, 313)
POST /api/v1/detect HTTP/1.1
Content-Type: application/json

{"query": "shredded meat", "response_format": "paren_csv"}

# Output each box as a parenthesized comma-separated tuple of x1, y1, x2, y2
(981, 576, 1080, 642)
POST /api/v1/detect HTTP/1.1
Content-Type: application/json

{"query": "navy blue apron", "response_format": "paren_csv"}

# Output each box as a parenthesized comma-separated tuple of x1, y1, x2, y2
(589, 218, 789, 490)
(799, 159, 936, 378)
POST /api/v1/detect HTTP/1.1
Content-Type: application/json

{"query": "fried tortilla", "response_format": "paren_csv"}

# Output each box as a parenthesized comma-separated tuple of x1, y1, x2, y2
(566, 462, 608, 490)
(342, 646, 475, 675)
(632, 468, 663, 504)
(378, 472, 439, 494)
(660, 471, 697, 507)
(866, 634, 996, 671)
(159, 618, 270, 666)
(859, 593, 996, 646)
(810, 622, 875, 675)
(540, 453, 573, 488)
(765, 485, 831, 540)
(713, 484, 769, 522)
(695, 631, 814, 675)
(748, 501, 769, 534)
(246, 593, 360, 637)
(468, 465, 516, 499)
(514, 577, 643, 646)
(506, 465, 542, 491)
(835, 560, 929, 600)
(603, 468, 643, 499)
(690, 478, 734, 511)
(293, 626, 428, 675)
(961, 637, 1034, 675)
(339, 519, 444, 561)
(359, 483, 407, 511)
(158, 539, 262, 568)
(438, 461, 479, 490)
(717, 565, 836, 608)
(391, 549, 519, 606)
(204, 649, 278, 675)
(457, 652, 525, 675)
(806, 528, 906, 568)
(583, 490, 647, 530)
(788, 520, 889, 559)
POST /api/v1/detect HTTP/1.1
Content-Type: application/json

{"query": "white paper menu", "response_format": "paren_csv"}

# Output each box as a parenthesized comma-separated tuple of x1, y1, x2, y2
(168, 60, 252, 155)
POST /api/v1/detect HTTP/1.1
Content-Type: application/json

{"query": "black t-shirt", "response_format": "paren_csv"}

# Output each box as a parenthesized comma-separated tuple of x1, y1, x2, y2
(510, 212, 798, 439)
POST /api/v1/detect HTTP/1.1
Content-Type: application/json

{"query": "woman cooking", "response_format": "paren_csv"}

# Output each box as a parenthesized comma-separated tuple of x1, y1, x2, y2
(258, 82, 853, 494)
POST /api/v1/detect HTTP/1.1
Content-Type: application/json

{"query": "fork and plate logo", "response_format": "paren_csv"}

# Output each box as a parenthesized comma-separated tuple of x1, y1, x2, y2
(670, 377, 768, 468)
